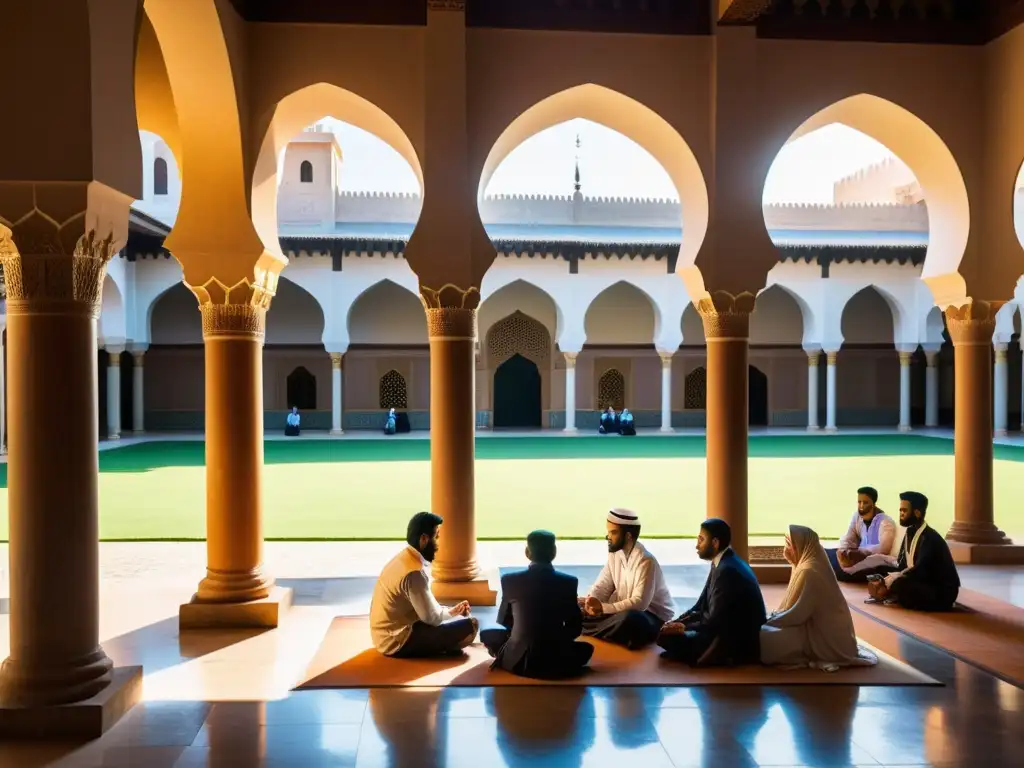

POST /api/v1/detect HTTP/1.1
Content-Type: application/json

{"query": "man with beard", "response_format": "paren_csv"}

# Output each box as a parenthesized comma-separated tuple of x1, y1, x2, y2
(826, 486, 900, 583)
(370, 511, 478, 657)
(657, 518, 766, 666)
(578, 509, 675, 649)
(866, 491, 960, 611)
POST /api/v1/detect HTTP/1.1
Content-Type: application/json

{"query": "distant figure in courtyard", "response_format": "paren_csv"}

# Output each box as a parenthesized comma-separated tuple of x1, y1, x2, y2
(370, 511, 478, 657)
(620, 408, 636, 436)
(384, 408, 397, 435)
(481, 530, 593, 679)
(579, 508, 675, 649)
(657, 518, 766, 666)
(826, 486, 900, 583)
(761, 525, 878, 670)
(598, 407, 619, 434)
(285, 406, 301, 436)
(866, 491, 960, 612)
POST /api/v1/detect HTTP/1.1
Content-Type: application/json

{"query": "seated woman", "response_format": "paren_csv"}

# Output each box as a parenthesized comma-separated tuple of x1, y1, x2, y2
(620, 408, 636, 436)
(598, 407, 619, 434)
(383, 408, 397, 435)
(284, 406, 301, 437)
(761, 525, 878, 671)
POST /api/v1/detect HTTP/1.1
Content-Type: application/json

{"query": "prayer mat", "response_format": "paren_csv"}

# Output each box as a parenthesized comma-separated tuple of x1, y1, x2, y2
(838, 583, 1024, 688)
(294, 616, 938, 690)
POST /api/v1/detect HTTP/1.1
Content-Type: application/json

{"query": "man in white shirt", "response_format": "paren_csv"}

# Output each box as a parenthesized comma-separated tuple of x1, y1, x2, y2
(578, 508, 675, 649)
(825, 486, 899, 583)
(285, 406, 301, 436)
(370, 512, 478, 657)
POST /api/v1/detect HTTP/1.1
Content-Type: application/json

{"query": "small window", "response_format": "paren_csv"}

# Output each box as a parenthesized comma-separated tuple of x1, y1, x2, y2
(379, 370, 408, 410)
(685, 367, 707, 410)
(154, 157, 168, 196)
(286, 367, 317, 410)
(597, 368, 625, 411)
(300, 160, 314, 183)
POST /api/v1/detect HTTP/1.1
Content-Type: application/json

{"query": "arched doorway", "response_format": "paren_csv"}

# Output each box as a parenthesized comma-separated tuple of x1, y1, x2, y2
(287, 367, 317, 410)
(493, 354, 542, 429)
(749, 365, 769, 427)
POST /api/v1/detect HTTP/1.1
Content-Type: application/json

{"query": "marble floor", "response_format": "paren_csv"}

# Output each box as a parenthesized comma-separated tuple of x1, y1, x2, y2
(0, 548, 1022, 767)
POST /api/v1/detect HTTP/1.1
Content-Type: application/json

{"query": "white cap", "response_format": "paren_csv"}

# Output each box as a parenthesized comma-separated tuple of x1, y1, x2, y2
(607, 508, 641, 526)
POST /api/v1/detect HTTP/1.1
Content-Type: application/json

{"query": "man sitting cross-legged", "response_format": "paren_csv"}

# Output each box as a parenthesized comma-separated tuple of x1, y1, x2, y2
(658, 518, 767, 666)
(866, 491, 960, 612)
(578, 508, 676, 649)
(825, 486, 900, 583)
(480, 530, 594, 679)
(370, 511, 478, 658)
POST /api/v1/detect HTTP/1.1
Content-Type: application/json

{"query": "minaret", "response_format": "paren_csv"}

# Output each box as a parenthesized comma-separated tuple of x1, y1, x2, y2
(572, 133, 583, 222)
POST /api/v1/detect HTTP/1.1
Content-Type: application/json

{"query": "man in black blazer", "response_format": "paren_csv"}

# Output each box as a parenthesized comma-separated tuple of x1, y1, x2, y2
(657, 518, 767, 666)
(480, 530, 594, 679)
(867, 491, 960, 611)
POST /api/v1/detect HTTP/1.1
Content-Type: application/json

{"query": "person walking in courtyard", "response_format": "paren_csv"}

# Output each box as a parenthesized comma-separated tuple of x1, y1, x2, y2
(657, 518, 766, 666)
(370, 512, 478, 657)
(866, 491, 960, 612)
(579, 508, 675, 649)
(481, 530, 593, 679)
(761, 525, 878, 670)
(826, 486, 900, 583)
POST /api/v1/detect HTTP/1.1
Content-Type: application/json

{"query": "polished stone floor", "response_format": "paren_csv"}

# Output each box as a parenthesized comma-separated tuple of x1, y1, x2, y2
(0, 553, 1022, 766)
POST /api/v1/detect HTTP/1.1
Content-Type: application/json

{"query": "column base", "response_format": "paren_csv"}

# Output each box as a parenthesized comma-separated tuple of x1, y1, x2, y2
(898, 424, 912, 433)
(0, 665, 142, 740)
(925, 422, 939, 429)
(659, 425, 674, 433)
(132, 430, 145, 436)
(329, 429, 344, 436)
(431, 576, 498, 606)
(751, 563, 792, 585)
(995, 429, 1008, 437)
(107, 434, 120, 441)
(563, 427, 578, 434)
(806, 425, 820, 432)
(948, 540, 1024, 565)
(824, 426, 838, 434)
(179, 586, 293, 630)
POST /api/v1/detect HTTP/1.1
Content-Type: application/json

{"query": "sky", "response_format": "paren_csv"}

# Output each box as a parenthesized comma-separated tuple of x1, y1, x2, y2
(320, 117, 899, 204)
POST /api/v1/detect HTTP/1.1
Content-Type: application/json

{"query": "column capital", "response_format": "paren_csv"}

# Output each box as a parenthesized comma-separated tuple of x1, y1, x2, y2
(563, 351, 578, 369)
(330, 352, 344, 369)
(925, 351, 939, 367)
(807, 351, 820, 367)
(696, 291, 755, 340)
(898, 351, 912, 367)
(658, 351, 674, 367)
(826, 351, 838, 366)
(132, 350, 145, 367)
(944, 300, 1004, 346)
(107, 350, 123, 366)
(995, 345, 1009, 363)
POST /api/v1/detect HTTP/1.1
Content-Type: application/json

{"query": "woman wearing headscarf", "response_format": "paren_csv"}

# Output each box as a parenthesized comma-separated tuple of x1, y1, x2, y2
(760, 525, 877, 670)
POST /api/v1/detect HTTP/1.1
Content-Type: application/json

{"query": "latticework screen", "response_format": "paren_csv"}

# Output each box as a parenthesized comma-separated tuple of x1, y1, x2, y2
(379, 369, 408, 409)
(685, 366, 707, 409)
(597, 368, 625, 410)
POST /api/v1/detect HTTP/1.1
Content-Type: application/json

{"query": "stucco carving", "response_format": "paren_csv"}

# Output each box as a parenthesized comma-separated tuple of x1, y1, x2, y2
(187, 274, 278, 340)
(685, 367, 707, 410)
(597, 368, 625, 411)
(485, 311, 550, 370)
(944, 300, 1004, 346)
(697, 291, 757, 340)
(420, 283, 480, 311)
(200, 302, 267, 339)
(379, 369, 408, 409)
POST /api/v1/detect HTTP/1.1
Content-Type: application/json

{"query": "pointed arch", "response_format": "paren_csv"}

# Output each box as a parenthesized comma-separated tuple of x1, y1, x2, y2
(584, 280, 660, 345)
(347, 278, 427, 345)
(752, 284, 809, 346)
(99, 274, 126, 346)
(484, 311, 551, 370)
(841, 286, 897, 345)
(266, 276, 326, 344)
(286, 367, 317, 410)
(479, 277, 562, 342)
(477, 83, 708, 282)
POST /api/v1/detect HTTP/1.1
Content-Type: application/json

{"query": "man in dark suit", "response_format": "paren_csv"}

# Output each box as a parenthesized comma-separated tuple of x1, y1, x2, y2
(657, 518, 767, 666)
(867, 491, 960, 611)
(480, 530, 594, 679)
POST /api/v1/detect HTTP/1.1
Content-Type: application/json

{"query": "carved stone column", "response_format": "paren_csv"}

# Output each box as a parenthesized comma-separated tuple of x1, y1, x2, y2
(697, 292, 755, 561)
(330, 352, 344, 435)
(993, 343, 1009, 437)
(106, 349, 123, 440)
(0, 187, 138, 709)
(659, 351, 674, 432)
(944, 302, 1011, 548)
(179, 279, 288, 628)
(563, 351, 578, 433)
(898, 350, 912, 432)
(806, 349, 820, 431)
(421, 284, 495, 604)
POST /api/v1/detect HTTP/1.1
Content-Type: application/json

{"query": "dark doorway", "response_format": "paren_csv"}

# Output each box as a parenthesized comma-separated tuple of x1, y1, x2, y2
(493, 354, 542, 429)
(749, 365, 769, 427)
(287, 367, 317, 410)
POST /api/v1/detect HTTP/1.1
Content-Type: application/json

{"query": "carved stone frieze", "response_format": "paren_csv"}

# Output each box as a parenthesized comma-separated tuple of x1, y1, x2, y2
(944, 300, 1004, 346)
(428, 0, 466, 10)
(696, 290, 757, 340)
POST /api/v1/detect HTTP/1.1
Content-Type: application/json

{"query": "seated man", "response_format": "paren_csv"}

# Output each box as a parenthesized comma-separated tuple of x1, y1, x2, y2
(383, 408, 397, 435)
(579, 508, 675, 649)
(370, 511, 478, 657)
(284, 406, 301, 436)
(620, 408, 636, 436)
(825, 486, 899, 583)
(598, 407, 620, 435)
(480, 530, 593, 679)
(658, 518, 767, 666)
(867, 491, 960, 612)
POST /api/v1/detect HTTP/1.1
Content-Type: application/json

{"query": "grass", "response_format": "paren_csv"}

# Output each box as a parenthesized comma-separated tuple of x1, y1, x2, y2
(0, 434, 1021, 541)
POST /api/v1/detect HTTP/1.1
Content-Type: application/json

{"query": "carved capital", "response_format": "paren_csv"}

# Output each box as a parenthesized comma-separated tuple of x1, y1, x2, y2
(696, 291, 756, 341)
(925, 352, 938, 368)
(427, 0, 466, 10)
(425, 307, 476, 340)
(419, 283, 480, 311)
(995, 345, 1009, 363)
(944, 301, 1004, 346)
(898, 352, 912, 367)
(199, 303, 267, 340)
(564, 351, 578, 369)
(330, 352, 344, 369)
(659, 352, 674, 368)
(826, 352, 838, 366)
(807, 352, 820, 368)
(108, 351, 121, 367)
(0, 182, 129, 318)
(132, 351, 145, 367)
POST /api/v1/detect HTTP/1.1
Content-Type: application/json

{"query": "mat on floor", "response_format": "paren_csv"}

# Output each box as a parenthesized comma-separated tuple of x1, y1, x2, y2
(295, 616, 938, 689)
(840, 583, 1024, 687)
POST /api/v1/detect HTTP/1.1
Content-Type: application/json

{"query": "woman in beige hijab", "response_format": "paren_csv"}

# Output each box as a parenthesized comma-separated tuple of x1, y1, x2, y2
(761, 525, 878, 670)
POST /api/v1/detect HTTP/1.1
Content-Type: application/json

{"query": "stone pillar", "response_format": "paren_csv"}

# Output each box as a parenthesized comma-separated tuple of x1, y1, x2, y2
(659, 352, 674, 433)
(994, 343, 1009, 437)
(0, 218, 120, 706)
(106, 349, 123, 440)
(825, 350, 838, 432)
(806, 349, 820, 431)
(330, 352, 344, 435)
(944, 302, 1010, 546)
(924, 350, 940, 428)
(697, 293, 754, 561)
(0, 320, 6, 455)
(421, 286, 494, 604)
(563, 352, 578, 433)
(898, 350, 912, 432)
(131, 349, 146, 434)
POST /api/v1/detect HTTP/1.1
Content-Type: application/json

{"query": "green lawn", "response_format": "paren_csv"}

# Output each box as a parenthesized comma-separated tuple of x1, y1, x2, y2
(1, 435, 1022, 541)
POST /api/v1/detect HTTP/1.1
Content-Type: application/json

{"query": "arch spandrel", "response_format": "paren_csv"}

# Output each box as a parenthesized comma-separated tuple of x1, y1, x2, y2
(484, 312, 551, 371)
